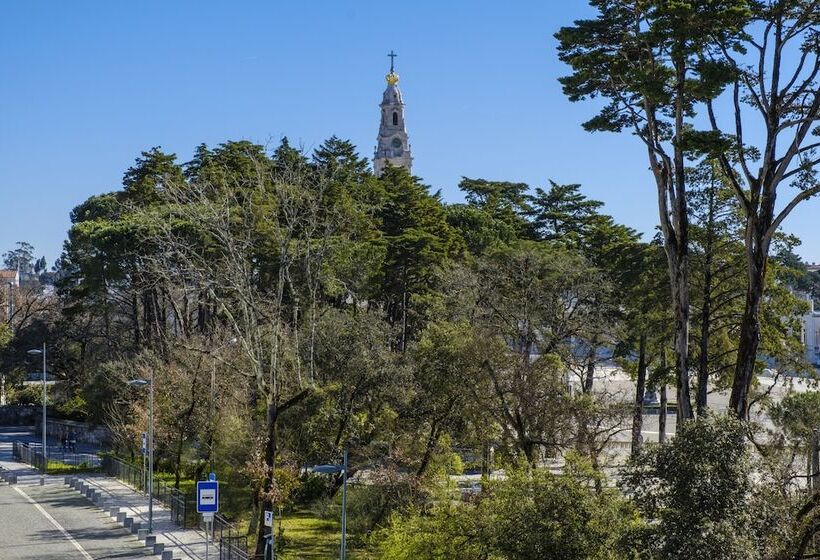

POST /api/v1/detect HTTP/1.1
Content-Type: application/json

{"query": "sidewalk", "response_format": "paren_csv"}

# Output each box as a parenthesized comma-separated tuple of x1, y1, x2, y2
(0, 427, 215, 560)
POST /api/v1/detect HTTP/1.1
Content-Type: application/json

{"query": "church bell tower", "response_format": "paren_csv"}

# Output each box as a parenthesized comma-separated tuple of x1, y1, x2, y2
(374, 51, 412, 177)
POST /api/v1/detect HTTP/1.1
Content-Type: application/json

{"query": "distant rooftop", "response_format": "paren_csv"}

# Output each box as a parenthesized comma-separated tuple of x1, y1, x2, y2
(0, 269, 19, 284)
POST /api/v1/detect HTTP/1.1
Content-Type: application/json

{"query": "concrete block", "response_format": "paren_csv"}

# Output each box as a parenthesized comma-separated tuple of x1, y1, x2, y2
(123, 517, 133, 530)
(116, 512, 127, 524)
(130, 521, 141, 534)
(161, 550, 174, 560)
(145, 535, 156, 547)
(152, 543, 164, 555)
(8, 474, 16, 484)
(63, 476, 71, 485)
(109, 507, 119, 517)
(137, 528, 148, 540)
(78, 481, 85, 492)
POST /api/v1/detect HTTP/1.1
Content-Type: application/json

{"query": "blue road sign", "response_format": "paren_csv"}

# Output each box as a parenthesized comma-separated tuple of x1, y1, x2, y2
(141, 433, 147, 456)
(197, 480, 219, 513)
(208, 472, 217, 481)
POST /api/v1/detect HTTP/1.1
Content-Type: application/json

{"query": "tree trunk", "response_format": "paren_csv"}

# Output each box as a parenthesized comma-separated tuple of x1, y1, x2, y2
(631, 333, 647, 454)
(582, 340, 597, 394)
(417, 421, 442, 477)
(255, 402, 278, 558)
(696, 182, 718, 415)
(659, 384, 667, 444)
(730, 233, 768, 418)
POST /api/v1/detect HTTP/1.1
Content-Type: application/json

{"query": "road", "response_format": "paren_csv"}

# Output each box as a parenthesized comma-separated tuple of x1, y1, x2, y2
(0, 427, 150, 560)
(0, 483, 151, 560)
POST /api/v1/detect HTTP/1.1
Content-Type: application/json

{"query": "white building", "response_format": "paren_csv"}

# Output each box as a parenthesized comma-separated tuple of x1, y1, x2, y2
(801, 293, 820, 367)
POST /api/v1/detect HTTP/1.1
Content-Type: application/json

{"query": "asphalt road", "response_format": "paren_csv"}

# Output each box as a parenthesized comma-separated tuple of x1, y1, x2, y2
(0, 481, 151, 560)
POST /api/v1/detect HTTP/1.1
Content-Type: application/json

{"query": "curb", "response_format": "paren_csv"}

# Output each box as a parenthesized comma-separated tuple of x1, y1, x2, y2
(64, 475, 179, 559)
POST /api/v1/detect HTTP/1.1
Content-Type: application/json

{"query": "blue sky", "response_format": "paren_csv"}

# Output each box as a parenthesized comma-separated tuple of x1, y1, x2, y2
(0, 0, 817, 266)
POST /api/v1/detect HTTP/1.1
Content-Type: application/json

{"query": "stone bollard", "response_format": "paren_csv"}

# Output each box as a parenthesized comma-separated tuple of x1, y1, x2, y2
(152, 543, 164, 555)
(161, 550, 174, 560)
(116, 512, 127, 524)
(137, 528, 149, 541)
(85, 488, 95, 500)
(63, 476, 71, 486)
(130, 521, 141, 534)
(123, 517, 133, 530)
(109, 507, 120, 518)
(145, 535, 157, 547)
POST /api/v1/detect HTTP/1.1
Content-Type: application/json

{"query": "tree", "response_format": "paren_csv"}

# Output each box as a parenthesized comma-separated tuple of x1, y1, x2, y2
(622, 415, 752, 559)
(527, 181, 603, 242)
(687, 161, 747, 413)
(557, 0, 750, 420)
(473, 241, 609, 464)
(701, 0, 820, 416)
(3, 241, 35, 274)
(458, 177, 533, 239)
(378, 166, 463, 350)
(375, 460, 641, 560)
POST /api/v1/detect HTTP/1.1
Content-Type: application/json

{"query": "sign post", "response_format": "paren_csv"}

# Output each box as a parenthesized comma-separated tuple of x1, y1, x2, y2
(197, 479, 219, 560)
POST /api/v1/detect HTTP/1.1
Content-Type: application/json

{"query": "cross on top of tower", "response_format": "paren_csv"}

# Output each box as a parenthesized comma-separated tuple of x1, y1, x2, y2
(388, 50, 397, 73)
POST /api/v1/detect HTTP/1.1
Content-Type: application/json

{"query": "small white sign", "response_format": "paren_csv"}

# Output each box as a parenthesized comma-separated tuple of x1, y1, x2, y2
(200, 489, 216, 505)
(264, 510, 273, 527)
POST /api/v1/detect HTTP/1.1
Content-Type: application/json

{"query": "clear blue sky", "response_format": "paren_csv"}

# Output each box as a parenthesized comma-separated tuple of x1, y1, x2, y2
(1, 0, 817, 266)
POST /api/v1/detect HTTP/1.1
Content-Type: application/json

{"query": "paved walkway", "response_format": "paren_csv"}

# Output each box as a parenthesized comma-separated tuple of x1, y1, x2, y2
(0, 427, 217, 560)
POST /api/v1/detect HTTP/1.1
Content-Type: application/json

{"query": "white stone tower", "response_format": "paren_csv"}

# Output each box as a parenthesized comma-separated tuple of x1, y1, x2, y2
(374, 51, 412, 177)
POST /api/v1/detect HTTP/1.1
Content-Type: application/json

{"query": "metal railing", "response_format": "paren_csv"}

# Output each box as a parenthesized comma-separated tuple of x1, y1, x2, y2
(101, 455, 187, 526)
(199, 511, 249, 559)
(12, 441, 100, 471)
(101, 455, 248, 559)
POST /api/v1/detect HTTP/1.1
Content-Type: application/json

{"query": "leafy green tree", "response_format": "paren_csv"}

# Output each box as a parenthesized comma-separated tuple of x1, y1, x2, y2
(407, 320, 484, 477)
(459, 177, 533, 239)
(697, 1, 820, 416)
(557, 0, 750, 420)
(473, 241, 609, 464)
(3, 241, 35, 274)
(378, 166, 463, 350)
(622, 414, 762, 560)
(527, 181, 603, 243)
(375, 460, 641, 560)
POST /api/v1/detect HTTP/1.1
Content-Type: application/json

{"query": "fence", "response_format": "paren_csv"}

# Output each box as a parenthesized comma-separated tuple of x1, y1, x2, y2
(101, 455, 249, 560)
(12, 441, 101, 471)
(199, 512, 250, 560)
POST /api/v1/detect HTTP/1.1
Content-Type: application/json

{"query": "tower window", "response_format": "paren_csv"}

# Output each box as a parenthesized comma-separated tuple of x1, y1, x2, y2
(392, 112, 398, 126)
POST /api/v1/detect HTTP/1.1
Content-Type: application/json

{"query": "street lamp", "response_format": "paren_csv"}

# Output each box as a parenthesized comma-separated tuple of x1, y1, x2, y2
(27, 344, 46, 485)
(312, 450, 348, 560)
(127, 375, 154, 534)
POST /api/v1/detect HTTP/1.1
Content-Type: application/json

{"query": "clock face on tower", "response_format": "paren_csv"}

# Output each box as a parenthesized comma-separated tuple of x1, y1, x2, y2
(391, 137, 402, 149)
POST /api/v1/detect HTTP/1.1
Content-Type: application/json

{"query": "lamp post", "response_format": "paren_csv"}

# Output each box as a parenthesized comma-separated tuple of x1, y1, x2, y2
(127, 374, 154, 533)
(312, 449, 348, 560)
(27, 344, 46, 485)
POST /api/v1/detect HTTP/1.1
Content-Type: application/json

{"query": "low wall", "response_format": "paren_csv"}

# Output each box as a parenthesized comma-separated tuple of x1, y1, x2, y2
(41, 418, 112, 446)
(0, 405, 40, 426)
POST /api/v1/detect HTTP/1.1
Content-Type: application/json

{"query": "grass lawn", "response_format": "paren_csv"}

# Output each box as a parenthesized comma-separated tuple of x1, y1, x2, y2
(46, 460, 101, 475)
(273, 509, 372, 560)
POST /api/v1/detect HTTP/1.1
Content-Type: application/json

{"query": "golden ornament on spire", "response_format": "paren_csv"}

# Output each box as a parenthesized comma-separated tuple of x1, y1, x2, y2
(386, 71, 400, 85)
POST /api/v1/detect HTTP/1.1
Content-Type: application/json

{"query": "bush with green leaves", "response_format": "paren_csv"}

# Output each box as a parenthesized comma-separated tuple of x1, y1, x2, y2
(374, 458, 642, 560)
(620, 414, 787, 560)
